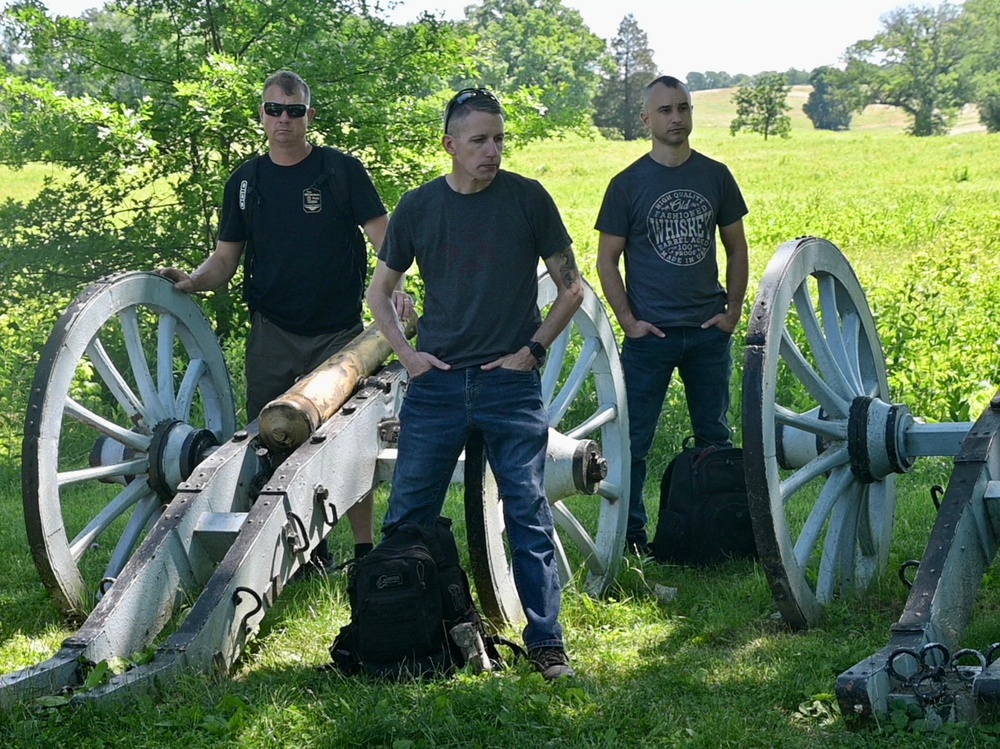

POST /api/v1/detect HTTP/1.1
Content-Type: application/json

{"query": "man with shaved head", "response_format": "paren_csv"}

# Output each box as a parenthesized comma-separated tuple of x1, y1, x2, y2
(596, 75, 750, 557)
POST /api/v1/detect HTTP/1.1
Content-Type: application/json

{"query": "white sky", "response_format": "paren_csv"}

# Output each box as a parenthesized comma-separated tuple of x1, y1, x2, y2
(19, 0, 963, 75)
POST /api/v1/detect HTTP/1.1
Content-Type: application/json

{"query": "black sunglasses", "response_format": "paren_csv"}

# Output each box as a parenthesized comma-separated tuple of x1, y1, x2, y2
(262, 102, 308, 118)
(444, 88, 500, 132)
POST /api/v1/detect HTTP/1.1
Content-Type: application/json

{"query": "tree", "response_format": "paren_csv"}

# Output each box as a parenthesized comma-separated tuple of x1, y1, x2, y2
(845, 3, 967, 136)
(592, 14, 658, 140)
(959, 0, 1000, 132)
(803, 66, 865, 131)
(462, 0, 608, 132)
(1, 1, 585, 343)
(729, 73, 791, 140)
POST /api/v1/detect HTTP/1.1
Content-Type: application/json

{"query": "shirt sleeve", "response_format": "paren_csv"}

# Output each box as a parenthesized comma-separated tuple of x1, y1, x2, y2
(594, 177, 629, 237)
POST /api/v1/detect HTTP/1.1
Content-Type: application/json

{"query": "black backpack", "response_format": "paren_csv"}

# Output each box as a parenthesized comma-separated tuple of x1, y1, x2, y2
(328, 517, 518, 679)
(651, 444, 758, 566)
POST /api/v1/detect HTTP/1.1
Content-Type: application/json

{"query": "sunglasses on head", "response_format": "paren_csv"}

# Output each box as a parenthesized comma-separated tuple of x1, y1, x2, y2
(263, 102, 308, 118)
(444, 88, 500, 132)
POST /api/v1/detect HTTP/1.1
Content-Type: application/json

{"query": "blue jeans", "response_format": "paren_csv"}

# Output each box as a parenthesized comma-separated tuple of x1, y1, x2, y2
(382, 366, 564, 651)
(622, 327, 734, 547)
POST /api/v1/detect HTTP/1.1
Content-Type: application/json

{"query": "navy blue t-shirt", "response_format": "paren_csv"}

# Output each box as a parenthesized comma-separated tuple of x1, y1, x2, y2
(595, 151, 747, 329)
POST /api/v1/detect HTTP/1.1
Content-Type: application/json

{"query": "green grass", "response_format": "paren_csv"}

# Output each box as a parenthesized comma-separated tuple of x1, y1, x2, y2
(2, 94, 1000, 747)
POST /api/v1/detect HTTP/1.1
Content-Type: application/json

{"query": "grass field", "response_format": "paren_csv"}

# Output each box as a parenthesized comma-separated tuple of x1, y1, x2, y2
(1, 89, 999, 747)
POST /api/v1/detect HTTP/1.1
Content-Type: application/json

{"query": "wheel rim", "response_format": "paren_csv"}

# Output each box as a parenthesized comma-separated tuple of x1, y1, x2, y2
(743, 237, 896, 628)
(466, 272, 630, 626)
(22, 272, 236, 616)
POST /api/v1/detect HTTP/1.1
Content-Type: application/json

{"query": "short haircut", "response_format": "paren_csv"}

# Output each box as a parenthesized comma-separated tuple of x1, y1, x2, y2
(444, 88, 504, 134)
(643, 76, 691, 111)
(262, 71, 311, 105)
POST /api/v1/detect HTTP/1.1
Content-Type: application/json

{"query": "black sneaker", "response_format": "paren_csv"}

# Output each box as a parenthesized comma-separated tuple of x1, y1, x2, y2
(528, 647, 575, 680)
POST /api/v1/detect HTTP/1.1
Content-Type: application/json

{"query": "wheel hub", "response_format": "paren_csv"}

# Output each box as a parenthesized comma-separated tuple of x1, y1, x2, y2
(848, 396, 915, 484)
(146, 419, 220, 502)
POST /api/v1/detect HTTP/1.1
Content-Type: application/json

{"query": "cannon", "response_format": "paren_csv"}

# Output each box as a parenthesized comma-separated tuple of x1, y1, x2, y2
(3, 268, 629, 705)
(743, 236, 1000, 723)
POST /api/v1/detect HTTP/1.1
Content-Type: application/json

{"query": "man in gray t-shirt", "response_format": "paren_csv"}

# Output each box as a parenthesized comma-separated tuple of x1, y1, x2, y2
(367, 88, 583, 680)
(595, 75, 749, 554)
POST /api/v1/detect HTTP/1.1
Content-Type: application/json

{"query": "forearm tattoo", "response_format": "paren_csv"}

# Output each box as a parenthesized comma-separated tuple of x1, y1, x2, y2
(557, 246, 580, 288)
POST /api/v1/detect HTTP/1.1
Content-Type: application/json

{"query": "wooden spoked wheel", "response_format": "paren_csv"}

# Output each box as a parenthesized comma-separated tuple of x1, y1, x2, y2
(466, 271, 630, 626)
(743, 238, 897, 629)
(22, 272, 236, 616)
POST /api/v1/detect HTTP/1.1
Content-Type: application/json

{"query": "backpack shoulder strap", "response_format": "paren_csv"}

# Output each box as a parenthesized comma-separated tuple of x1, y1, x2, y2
(313, 145, 353, 221)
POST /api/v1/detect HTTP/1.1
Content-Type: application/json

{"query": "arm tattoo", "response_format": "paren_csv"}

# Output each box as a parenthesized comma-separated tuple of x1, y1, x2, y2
(557, 246, 580, 288)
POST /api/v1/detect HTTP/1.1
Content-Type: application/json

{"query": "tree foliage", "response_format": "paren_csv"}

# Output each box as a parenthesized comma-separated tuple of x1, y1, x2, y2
(802, 66, 865, 131)
(685, 70, 749, 92)
(729, 73, 791, 140)
(958, 0, 1000, 132)
(845, 3, 967, 136)
(591, 13, 658, 141)
(462, 0, 608, 132)
(0, 0, 589, 343)
(687, 68, 807, 92)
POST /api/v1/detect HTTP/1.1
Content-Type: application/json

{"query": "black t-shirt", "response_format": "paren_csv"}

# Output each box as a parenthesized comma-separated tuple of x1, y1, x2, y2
(380, 170, 571, 368)
(219, 147, 387, 335)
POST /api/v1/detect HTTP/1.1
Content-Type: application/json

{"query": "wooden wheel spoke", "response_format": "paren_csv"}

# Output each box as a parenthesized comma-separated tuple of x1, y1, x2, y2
(58, 457, 148, 488)
(548, 336, 599, 427)
(817, 274, 865, 397)
(779, 328, 850, 418)
(86, 337, 146, 424)
(815, 482, 862, 604)
(779, 444, 849, 505)
(64, 396, 151, 452)
(102, 494, 163, 585)
(175, 358, 207, 423)
(120, 306, 168, 425)
(552, 500, 602, 575)
(793, 465, 853, 568)
(792, 283, 855, 402)
(157, 313, 178, 419)
(566, 404, 617, 440)
(775, 404, 847, 441)
(541, 327, 570, 405)
(69, 479, 151, 561)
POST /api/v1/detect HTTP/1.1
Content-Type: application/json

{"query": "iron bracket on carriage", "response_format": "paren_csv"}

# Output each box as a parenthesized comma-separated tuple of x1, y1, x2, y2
(2, 269, 629, 707)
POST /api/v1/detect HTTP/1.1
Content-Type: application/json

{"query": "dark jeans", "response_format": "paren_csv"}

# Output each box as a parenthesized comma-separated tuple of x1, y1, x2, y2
(382, 366, 564, 651)
(622, 327, 734, 547)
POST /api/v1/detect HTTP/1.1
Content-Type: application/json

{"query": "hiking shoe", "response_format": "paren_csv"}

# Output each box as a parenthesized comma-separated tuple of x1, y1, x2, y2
(528, 647, 575, 680)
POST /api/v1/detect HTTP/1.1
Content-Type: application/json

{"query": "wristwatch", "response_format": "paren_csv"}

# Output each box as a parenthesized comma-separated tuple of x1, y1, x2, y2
(527, 340, 547, 365)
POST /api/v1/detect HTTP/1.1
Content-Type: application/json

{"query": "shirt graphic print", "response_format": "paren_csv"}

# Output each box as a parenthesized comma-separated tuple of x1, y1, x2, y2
(647, 189, 714, 267)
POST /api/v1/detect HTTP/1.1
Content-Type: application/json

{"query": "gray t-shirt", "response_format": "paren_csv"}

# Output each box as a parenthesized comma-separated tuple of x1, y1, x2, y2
(595, 151, 748, 329)
(380, 170, 572, 368)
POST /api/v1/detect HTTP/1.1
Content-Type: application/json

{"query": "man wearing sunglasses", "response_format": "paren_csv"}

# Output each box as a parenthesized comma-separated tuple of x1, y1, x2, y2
(159, 70, 405, 570)
(367, 88, 584, 680)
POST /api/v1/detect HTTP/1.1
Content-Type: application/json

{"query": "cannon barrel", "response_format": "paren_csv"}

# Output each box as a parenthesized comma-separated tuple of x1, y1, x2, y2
(258, 316, 416, 453)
